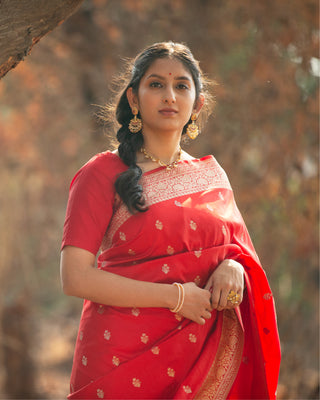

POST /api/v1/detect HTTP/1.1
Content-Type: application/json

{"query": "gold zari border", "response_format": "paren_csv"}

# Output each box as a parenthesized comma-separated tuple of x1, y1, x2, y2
(195, 309, 244, 400)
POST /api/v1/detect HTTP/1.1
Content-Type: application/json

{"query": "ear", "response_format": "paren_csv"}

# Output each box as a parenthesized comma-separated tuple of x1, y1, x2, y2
(126, 87, 139, 111)
(193, 93, 205, 115)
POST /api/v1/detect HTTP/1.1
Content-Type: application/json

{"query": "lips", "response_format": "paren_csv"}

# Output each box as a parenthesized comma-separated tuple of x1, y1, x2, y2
(159, 108, 178, 116)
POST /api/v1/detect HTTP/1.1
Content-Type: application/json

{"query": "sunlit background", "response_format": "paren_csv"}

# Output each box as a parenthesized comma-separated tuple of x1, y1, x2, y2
(0, 0, 318, 398)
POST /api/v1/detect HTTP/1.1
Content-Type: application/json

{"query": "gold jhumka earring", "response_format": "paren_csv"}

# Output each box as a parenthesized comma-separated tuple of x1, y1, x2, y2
(128, 107, 142, 133)
(186, 114, 199, 139)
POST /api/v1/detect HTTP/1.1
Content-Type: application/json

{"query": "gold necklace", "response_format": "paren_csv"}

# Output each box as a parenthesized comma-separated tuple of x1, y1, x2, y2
(140, 147, 182, 170)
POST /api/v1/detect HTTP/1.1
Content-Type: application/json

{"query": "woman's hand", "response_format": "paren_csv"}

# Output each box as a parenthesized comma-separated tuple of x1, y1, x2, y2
(204, 259, 244, 311)
(61, 247, 211, 323)
(178, 282, 213, 325)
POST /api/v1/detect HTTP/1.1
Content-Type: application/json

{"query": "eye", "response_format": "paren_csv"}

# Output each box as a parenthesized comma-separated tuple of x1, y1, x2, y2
(177, 83, 190, 90)
(149, 81, 162, 88)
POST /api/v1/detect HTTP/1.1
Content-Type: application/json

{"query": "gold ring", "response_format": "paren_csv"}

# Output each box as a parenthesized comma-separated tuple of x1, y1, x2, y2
(227, 290, 241, 305)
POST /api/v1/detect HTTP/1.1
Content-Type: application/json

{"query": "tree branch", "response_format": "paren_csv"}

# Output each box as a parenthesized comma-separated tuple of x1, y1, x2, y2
(0, 0, 84, 79)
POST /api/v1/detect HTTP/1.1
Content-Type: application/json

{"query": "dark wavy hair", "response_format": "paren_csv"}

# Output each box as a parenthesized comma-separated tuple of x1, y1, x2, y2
(104, 41, 213, 214)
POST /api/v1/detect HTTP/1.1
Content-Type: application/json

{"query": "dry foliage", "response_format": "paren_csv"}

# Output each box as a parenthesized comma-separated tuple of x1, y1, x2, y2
(0, 0, 318, 398)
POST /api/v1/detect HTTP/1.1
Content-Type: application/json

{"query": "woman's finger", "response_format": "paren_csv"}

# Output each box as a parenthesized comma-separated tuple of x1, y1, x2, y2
(202, 310, 212, 320)
(204, 280, 212, 291)
(210, 288, 221, 309)
(218, 288, 229, 309)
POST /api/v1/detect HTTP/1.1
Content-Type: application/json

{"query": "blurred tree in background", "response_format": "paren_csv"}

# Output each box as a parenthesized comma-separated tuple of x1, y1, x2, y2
(0, 0, 83, 79)
(0, 0, 318, 398)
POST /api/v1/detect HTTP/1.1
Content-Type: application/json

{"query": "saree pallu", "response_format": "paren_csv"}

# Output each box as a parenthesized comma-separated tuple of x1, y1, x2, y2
(67, 155, 281, 399)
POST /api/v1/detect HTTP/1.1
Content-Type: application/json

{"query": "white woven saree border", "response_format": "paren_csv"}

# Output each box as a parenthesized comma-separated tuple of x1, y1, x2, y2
(102, 157, 231, 250)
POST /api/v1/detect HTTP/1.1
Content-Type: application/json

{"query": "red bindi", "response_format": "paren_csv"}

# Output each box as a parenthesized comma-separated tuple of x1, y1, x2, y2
(169, 73, 172, 75)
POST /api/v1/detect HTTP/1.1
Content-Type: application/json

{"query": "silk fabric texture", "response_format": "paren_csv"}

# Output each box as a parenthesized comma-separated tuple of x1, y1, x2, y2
(61, 152, 281, 399)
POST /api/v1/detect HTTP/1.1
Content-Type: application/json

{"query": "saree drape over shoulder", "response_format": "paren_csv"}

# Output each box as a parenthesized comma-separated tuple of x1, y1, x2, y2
(62, 152, 281, 399)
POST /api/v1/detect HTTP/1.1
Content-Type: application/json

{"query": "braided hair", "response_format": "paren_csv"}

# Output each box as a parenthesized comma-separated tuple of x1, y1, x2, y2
(111, 41, 212, 213)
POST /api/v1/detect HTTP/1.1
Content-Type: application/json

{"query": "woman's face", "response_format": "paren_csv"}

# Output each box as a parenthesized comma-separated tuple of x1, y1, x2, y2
(127, 57, 203, 137)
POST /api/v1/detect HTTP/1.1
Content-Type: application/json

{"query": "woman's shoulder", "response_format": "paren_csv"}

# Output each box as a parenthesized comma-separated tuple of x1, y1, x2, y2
(182, 150, 217, 163)
(70, 150, 127, 188)
(182, 152, 220, 168)
(81, 150, 126, 175)
(185, 153, 231, 188)
(83, 150, 122, 166)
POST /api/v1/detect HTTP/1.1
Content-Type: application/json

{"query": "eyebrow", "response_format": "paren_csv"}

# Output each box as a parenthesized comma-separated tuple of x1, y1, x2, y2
(146, 73, 192, 82)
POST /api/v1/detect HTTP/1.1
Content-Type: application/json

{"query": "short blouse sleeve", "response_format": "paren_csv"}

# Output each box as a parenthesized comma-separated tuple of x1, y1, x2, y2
(61, 154, 116, 255)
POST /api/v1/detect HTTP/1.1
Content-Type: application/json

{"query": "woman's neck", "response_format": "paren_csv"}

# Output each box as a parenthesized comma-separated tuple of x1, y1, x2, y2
(137, 132, 181, 165)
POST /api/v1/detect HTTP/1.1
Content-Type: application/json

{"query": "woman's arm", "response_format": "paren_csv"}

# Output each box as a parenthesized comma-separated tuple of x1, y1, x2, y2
(60, 245, 212, 325)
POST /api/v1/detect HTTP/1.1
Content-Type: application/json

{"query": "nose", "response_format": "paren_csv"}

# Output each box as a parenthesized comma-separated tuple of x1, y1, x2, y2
(163, 86, 176, 104)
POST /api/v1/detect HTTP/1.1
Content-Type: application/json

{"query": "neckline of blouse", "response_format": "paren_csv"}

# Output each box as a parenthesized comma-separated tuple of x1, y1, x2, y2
(107, 151, 214, 177)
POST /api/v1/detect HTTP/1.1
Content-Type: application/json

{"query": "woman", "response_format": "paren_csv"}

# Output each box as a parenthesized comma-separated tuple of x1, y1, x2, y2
(60, 41, 281, 399)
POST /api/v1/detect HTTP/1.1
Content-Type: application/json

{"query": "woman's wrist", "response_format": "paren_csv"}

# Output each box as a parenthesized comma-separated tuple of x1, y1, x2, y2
(170, 283, 185, 313)
(163, 283, 181, 310)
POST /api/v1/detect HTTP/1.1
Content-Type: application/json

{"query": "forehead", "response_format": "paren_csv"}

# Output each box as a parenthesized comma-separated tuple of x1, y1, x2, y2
(143, 57, 193, 79)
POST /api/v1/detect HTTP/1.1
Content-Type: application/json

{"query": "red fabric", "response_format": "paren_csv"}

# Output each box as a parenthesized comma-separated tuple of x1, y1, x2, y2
(61, 152, 126, 255)
(62, 152, 281, 399)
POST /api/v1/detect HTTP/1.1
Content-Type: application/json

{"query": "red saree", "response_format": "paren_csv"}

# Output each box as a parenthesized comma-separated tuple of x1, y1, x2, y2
(61, 152, 281, 399)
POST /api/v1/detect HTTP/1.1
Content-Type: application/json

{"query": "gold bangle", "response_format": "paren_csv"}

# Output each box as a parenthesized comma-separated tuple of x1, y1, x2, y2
(170, 283, 185, 313)
(175, 284, 185, 313)
(170, 283, 181, 313)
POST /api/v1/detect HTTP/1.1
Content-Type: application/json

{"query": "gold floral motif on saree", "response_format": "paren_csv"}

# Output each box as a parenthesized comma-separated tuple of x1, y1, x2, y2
(96, 389, 104, 398)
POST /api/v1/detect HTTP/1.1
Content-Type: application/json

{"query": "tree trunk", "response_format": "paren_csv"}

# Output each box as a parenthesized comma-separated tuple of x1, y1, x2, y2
(2, 300, 36, 399)
(0, 0, 84, 79)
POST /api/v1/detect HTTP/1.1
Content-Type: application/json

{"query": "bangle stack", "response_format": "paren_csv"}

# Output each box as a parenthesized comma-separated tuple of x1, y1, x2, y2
(170, 282, 185, 313)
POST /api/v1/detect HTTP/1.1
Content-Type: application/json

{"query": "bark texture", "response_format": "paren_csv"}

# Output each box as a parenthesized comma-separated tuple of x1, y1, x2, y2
(0, 0, 84, 79)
